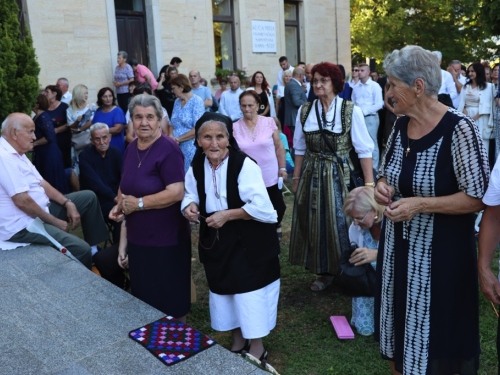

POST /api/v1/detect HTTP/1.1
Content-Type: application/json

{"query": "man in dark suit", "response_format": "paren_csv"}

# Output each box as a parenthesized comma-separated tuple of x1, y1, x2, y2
(284, 68, 307, 137)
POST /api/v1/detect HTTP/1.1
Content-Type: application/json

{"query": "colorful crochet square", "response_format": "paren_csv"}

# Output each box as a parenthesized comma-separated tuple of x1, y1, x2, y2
(129, 316, 217, 366)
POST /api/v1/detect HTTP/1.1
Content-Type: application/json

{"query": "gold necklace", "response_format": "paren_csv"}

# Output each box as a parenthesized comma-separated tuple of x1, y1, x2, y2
(406, 123, 417, 157)
(136, 133, 160, 168)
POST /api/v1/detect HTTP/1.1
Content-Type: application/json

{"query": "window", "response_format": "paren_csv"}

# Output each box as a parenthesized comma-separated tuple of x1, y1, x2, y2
(213, 0, 236, 70)
(284, 2, 300, 66)
(114, 0, 144, 12)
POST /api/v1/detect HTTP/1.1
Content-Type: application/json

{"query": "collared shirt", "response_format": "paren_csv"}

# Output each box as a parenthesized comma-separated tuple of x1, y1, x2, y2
(439, 69, 458, 103)
(191, 86, 212, 112)
(277, 66, 294, 92)
(0, 137, 50, 241)
(61, 92, 72, 105)
(305, 81, 311, 98)
(219, 88, 244, 120)
(452, 74, 468, 108)
(483, 156, 500, 281)
(351, 79, 384, 116)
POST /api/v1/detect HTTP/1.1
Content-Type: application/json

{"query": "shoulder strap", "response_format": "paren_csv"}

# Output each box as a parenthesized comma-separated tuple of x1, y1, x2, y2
(300, 100, 314, 128)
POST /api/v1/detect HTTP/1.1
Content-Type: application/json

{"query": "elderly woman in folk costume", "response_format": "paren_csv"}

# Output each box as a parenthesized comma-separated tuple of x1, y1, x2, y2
(182, 112, 280, 374)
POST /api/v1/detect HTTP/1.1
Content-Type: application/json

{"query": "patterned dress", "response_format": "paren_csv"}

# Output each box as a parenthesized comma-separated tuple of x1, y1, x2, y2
(170, 95, 205, 173)
(351, 228, 377, 336)
(375, 109, 489, 375)
(290, 100, 368, 275)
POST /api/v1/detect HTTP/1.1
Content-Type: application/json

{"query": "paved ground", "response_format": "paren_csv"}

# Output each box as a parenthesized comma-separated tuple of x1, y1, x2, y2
(0, 245, 268, 375)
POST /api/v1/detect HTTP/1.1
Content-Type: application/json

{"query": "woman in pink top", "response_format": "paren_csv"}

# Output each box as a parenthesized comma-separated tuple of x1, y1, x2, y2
(130, 59, 158, 91)
(233, 91, 287, 230)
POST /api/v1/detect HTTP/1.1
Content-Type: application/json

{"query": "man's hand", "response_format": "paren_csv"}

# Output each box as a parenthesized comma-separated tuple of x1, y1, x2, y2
(53, 218, 69, 232)
(65, 201, 80, 230)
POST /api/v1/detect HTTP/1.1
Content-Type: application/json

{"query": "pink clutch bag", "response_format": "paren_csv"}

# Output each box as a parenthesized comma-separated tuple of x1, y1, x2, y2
(330, 316, 355, 339)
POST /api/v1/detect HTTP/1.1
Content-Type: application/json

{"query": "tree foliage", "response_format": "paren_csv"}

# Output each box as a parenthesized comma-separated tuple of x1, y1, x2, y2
(0, 0, 39, 123)
(351, 0, 497, 69)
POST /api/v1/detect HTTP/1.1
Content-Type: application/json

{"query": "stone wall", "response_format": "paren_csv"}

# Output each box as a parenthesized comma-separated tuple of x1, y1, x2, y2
(26, 0, 350, 97)
(26, 0, 114, 103)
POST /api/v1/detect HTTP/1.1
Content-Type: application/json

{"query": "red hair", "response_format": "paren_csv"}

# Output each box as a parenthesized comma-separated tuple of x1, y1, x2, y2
(311, 62, 344, 94)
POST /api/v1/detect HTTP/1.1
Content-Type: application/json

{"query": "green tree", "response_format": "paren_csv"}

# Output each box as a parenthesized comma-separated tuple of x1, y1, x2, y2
(351, 0, 497, 69)
(0, 0, 39, 123)
(480, 0, 500, 55)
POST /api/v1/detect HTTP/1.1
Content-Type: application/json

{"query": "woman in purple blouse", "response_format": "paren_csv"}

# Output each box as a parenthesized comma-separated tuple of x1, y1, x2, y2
(109, 94, 191, 321)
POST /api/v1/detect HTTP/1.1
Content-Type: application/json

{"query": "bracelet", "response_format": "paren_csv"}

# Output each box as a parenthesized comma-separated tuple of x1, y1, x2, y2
(279, 168, 287, 171)
(292, 177, 300, 180)
(365, 182, 375, 187)
(62, 199, 72, 207)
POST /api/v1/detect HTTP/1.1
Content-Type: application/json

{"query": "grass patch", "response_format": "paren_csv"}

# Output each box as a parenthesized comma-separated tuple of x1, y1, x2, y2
(75, 183, 499, 374)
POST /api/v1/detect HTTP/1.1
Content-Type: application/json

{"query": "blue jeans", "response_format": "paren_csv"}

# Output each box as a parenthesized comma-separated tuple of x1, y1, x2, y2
(364, 114, 380, 169)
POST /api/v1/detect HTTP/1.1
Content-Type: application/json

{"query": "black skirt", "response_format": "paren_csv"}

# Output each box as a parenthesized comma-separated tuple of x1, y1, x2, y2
(128, 237, 191, 318)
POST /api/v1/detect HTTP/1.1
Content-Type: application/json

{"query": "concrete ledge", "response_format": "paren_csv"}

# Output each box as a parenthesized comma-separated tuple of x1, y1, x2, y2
(0, 245, 268, 375)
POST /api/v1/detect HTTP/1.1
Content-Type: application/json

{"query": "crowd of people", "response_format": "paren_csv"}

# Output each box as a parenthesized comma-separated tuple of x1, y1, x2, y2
(3, 46, 500, 375)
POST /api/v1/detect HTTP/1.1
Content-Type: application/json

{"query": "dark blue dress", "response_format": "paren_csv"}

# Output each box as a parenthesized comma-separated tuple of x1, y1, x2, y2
(46, 102, 71, 168)
(33, 112, 69, 194)
(92, 107, 126, 153)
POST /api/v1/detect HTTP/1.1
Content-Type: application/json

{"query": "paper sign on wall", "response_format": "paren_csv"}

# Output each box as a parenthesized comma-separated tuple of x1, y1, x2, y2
(251, 20, 277, 53)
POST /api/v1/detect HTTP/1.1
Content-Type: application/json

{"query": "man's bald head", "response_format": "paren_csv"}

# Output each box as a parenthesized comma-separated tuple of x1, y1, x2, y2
(305, 64, 315, 82)
(1, 113, 36, 155)
(1, 113, 33, 137)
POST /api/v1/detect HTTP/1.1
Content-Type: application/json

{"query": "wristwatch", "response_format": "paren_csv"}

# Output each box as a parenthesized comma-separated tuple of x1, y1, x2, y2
(138, 197, 144, 210)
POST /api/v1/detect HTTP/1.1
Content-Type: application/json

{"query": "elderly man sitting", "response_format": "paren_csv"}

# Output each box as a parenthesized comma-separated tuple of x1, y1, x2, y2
(79, 123, 123, 243)
(0, 113, 109, 269)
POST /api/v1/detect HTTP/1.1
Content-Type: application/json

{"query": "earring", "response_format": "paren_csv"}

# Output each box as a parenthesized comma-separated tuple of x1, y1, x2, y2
(374, 215, 379, 220)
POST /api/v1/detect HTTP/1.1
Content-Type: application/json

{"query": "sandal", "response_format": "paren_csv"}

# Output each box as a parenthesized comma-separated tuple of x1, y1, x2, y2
(244, 347, 280, 375)
(231, 339, 250, 355)
(310, 276, 334, 292)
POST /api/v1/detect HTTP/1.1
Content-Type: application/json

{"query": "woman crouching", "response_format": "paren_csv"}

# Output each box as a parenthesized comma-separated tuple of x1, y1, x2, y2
(182, 113, 280, 372)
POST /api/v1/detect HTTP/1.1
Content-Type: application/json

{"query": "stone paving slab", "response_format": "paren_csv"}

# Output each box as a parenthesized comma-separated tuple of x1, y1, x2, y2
(0, 245, 269, 375)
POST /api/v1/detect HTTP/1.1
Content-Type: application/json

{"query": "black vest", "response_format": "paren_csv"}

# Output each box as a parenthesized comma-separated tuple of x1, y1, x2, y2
(192, 147, 280, 266)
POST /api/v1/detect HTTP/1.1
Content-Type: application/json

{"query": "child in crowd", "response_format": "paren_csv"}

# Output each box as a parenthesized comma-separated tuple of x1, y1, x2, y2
(272, 117, 294, 174)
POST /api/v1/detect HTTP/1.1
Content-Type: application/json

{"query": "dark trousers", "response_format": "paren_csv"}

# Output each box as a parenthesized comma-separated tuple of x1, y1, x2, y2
(100, 201, 121, 244)
(267, 184, 286, 225)
(497, 313, 500, 375)
(8, 190, 109, 269)
(93, 243, 127, 288)
(117, 93, 131, 115)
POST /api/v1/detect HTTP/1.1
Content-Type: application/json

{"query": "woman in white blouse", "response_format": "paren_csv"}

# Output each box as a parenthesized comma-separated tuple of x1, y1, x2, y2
(182, 113, 280, 374)
(289, 62, 375, 292)
(66, 84, 97, 175)
(457, 62, 495, 158)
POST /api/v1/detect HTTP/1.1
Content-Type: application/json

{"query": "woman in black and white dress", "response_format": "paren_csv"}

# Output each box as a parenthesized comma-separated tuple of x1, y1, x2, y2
(375, 45, 489, 375)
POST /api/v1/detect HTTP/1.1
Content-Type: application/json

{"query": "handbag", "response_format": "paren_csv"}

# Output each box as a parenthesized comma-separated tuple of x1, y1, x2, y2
(72, 131, 91, 151)
(312, 99, 377, 190)
(336, 243, 376, 297)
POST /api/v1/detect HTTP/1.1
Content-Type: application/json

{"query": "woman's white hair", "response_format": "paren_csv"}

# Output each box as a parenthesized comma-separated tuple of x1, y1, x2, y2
(128, 94, 163, 120)
(196, 120, 230, 139)
(384, 45, 441, 97)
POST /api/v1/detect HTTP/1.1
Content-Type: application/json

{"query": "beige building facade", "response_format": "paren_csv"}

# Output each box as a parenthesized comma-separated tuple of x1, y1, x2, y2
(21, 0, 350, 100)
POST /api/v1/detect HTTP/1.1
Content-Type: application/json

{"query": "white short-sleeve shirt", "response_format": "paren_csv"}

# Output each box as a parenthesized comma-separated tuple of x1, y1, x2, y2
(0, 137, 50, 241)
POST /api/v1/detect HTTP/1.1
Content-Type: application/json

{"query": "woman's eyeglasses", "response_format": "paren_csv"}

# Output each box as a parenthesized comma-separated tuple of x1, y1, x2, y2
(352, 210, 371, 224)
(353, 69, 359, 72)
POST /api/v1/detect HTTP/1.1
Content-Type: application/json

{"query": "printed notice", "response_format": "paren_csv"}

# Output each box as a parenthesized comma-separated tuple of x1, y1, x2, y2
(252, 20, 277, 53)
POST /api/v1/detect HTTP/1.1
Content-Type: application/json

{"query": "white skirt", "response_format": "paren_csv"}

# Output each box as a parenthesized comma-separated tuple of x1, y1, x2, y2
(209, 279, 280, 339)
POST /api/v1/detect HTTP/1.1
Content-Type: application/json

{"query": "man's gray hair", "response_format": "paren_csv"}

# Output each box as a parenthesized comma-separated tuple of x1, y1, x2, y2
(293, 68, 304, 77)
(128, 94, 163, 120)
(89, 122, 109, 137)
(57, 78, 69, 86)
(431, 51, 442, 62)
(449, 59, 461, 66)
(384, 45, 441, 97)
(1, 117, 22, 136)
(197, 120, 230, 139)
(118, 51, 128, 60)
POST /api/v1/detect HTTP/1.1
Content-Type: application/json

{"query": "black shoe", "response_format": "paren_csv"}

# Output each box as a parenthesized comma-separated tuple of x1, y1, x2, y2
(231, 339, 250, 355)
